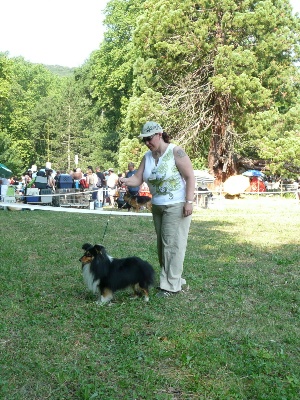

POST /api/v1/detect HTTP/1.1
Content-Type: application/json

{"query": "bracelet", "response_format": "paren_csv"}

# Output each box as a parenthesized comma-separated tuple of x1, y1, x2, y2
(186, 200, 193, 204)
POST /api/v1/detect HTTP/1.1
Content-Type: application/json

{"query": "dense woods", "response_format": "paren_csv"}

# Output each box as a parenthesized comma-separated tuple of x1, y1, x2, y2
(0, 0, 299, 181)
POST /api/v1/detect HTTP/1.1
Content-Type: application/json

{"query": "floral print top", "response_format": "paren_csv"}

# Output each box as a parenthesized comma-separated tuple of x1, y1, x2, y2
(143, 144, 186, 205)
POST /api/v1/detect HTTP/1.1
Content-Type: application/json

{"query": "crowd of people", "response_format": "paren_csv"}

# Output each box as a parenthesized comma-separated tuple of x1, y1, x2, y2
(0, 164, 152, 207)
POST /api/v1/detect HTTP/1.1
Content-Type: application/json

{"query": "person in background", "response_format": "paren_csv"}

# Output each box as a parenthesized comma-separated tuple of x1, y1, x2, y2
(45, 168, 55, 190)
(0, 176, 9, 201)
(86, 166, 98, 201)
(119, 121, 194, 297)
(107, 168, 118, 207)
(9, 176, 17, 185)
(103, 171, 109, 204)
(125, 162, 140, 197)
(85, 166, 94, 188)
(54, 170, 61, 189)
(24, 170, 33, 186)
(95, 166, 105, 205)
(73, 168, 83, 180)
(73, 168, 83, 188)
(116, 173, 127, 209)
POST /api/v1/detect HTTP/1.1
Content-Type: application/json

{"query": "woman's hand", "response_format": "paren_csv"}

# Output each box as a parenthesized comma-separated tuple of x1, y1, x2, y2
(119, 177, 127, 185)
(183, 202, 193, 217)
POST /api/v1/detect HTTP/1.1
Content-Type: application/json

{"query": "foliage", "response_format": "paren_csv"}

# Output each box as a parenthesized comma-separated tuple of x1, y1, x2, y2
(0, 53, 13, 102)
(44, 64, 75, 77)
(247, 104, 300, 176)
(125, 0, 300, 180)
(118, 137, 146, 172)
(1, 200, 300, 399)
(1, 1, 300, 181)
(0, 56, 62, 174)
(80, 0, 147, 164)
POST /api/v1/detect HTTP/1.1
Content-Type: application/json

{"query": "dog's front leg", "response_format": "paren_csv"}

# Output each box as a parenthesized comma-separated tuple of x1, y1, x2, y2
(96, 288, 113, 304)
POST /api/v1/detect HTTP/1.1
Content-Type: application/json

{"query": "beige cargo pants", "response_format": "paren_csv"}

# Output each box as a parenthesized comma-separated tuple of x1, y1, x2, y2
(152, 202, 192, 293)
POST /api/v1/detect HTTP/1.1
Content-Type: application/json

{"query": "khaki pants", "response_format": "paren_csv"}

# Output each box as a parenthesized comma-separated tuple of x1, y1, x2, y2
(152, 203, 192, 292)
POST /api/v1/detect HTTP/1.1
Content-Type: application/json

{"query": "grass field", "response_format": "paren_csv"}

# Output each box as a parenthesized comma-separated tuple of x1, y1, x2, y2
(1, 199, 299, 399)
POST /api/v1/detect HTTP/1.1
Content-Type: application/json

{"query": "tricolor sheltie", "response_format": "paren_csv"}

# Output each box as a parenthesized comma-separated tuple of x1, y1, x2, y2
(79, 243, 155, 304)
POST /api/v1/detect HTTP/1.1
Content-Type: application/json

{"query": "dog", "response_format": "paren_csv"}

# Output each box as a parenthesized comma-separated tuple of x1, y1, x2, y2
(79, 243, 155, 304)
(123, 192, 152, 212)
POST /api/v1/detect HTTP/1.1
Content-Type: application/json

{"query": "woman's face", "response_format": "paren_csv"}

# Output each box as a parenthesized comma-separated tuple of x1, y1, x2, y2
(144, 133, 160, 150)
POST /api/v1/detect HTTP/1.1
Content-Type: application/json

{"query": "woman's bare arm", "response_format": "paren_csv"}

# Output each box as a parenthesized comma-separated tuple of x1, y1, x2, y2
(120, 157, 145, 187)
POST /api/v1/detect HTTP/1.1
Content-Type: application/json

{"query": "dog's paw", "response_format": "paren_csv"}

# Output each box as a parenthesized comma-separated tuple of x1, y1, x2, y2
(95, 300, 106, 306)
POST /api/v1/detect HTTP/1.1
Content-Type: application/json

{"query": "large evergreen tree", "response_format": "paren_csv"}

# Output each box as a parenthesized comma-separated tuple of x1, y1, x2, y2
(126, 0, 300, 180)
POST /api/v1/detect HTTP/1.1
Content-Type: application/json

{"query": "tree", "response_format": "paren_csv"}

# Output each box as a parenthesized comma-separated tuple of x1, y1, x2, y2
(78, 0, 147, 169)
(118, 137, 146, 172)
(0, 53, 13, 105)
(0, 56, 59, 175)
(246, 104, 300, 176)
(126, 0, 300, 181)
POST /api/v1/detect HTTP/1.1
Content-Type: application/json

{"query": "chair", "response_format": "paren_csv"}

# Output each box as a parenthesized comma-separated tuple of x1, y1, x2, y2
(4, 185, 16, 203)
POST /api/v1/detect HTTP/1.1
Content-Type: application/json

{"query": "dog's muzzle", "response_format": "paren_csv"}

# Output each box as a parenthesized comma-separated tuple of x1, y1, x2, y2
(79, 254, 93, 265)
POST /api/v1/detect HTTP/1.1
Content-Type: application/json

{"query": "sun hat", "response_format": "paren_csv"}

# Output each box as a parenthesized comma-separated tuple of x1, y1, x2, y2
(139, 121, 163, 138)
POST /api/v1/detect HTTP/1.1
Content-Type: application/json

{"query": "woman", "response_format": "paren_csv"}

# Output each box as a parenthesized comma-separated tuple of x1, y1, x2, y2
(119, 121, 194, 297)
(107, 168, 118, 207)
(86, 166, 98, 201)
(86, 166, 97, 190)
(45, 168, 55, 190)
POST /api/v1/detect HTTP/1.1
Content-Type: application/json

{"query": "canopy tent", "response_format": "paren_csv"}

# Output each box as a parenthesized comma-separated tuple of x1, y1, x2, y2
(242, 170, 265, 178)
(0, 163, 13, 178)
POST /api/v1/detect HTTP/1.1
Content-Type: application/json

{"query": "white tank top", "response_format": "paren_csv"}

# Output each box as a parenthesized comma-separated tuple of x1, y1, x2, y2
(143, 143, 186, 205)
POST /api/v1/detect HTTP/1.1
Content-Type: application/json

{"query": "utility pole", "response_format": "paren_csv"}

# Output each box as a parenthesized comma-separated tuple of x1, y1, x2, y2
(47, 123, 50, 163)
(67, 104, 71, 171)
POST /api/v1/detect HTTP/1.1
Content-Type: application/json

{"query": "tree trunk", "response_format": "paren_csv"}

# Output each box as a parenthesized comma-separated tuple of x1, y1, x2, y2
(208, 93, 238, 185)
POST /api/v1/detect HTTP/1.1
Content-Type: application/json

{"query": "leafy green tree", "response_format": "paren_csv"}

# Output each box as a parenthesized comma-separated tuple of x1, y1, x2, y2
(126, 0, 300, 180)
(118, 137, 146, 173)
(0, 54, 14, 169)
(0, 57, 61, 175)
(29, 75, 100, 172)
(0, 53, 13, 105)
(246, 104, 300, 177)
(79, 0, 146, 168)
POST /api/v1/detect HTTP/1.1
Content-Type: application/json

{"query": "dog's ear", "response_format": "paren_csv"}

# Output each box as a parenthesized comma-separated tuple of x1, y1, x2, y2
(94, 244, 105, 254)
(82, 243, 93, 251)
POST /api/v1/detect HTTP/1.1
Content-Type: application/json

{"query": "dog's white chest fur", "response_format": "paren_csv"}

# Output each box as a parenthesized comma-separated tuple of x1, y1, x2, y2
(82, 264, 100, 294)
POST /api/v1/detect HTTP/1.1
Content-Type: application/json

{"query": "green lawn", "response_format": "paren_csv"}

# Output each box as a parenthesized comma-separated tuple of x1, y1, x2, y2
(1, 199, 299, 399)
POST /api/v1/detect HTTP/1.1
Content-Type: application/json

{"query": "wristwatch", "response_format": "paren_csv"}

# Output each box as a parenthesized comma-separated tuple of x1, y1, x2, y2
(186, 200, 193, 204)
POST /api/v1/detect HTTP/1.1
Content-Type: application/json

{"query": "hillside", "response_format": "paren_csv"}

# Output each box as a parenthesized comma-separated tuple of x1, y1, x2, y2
(44, 64, 75, 77)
